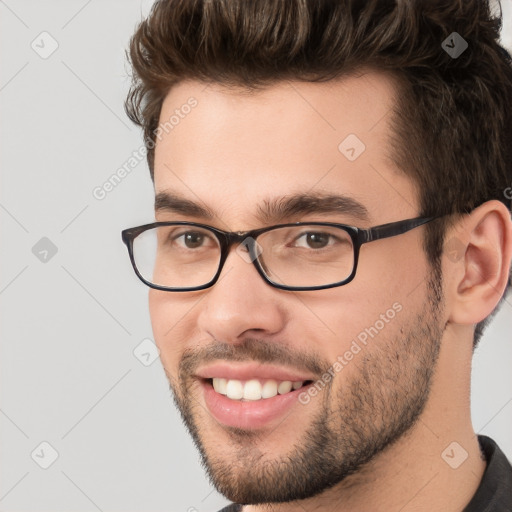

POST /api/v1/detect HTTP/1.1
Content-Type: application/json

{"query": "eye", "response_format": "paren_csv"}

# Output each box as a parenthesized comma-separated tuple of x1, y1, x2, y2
(174, 231, 213, 249)
(294, 232, 333, 249)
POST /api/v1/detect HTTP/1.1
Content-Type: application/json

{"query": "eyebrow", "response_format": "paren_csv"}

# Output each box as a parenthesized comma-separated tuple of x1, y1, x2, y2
(258, 193, 370, 224)
(154, 191, 370, 224)
(155, 192, 215, 218)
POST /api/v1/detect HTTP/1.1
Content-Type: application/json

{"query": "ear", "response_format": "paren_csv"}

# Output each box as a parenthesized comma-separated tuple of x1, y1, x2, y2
(446, 200, 512, 325)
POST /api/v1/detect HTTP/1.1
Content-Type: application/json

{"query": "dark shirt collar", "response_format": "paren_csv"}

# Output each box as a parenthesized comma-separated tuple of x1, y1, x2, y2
(463, 435, 512, 511)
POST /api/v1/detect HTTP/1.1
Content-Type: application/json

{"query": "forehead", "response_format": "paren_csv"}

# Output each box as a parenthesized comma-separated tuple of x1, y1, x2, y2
(153, 72, 418, 226)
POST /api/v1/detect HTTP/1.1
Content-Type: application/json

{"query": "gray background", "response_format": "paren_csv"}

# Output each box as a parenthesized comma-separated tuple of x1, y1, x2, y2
(1, 1, 511, 511)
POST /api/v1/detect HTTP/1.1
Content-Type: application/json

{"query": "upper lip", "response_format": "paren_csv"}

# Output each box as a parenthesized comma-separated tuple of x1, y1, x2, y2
(195, 362, 316, 382)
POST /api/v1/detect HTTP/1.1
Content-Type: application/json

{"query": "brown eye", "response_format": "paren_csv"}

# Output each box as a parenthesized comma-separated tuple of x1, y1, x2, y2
(181, 232, 206, 248)
(295, 232, 332, 249)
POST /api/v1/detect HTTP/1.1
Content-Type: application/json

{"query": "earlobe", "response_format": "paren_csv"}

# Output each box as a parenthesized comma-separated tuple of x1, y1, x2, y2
(448, 201, 512, 326)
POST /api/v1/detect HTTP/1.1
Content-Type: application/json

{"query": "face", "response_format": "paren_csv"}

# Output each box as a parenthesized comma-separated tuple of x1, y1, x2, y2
(149, 73, 445, 504)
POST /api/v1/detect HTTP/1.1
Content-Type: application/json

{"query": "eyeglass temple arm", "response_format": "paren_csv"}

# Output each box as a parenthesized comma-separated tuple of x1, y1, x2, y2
(359, 216, 437, 244)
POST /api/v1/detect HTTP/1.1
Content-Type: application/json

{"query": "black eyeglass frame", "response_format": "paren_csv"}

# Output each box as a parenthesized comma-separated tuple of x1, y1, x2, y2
(122, 216, 438, 292)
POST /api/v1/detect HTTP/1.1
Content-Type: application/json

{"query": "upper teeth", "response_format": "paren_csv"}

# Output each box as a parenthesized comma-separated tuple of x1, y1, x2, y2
(212, 378, 304, 401)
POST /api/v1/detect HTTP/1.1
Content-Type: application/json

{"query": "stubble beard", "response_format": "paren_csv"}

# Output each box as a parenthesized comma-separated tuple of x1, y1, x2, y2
(168, 272, 444, 505)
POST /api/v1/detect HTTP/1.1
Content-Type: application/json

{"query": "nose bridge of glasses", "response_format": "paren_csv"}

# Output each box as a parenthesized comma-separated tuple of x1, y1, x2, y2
(209, 230, 267, 287)
(218, 229, 260, 256)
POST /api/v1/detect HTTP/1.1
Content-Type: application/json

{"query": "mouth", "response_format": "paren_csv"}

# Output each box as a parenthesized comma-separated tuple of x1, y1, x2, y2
(195, 364, 317, 430)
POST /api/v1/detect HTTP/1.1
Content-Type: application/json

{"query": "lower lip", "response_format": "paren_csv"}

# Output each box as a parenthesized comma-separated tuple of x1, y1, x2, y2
(201, 380, 311, 430)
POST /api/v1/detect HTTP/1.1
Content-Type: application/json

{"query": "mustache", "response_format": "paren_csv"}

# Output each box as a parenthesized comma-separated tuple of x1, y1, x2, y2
(179, 338, 330, 380)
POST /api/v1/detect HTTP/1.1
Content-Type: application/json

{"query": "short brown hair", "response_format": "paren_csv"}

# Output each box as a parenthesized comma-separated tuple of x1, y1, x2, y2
(125, 0, 512, 347)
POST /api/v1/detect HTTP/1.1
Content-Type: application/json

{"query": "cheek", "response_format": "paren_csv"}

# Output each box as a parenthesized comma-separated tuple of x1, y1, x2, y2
(148, 290, 196, 375)
(357, 235, 427, 300)
(298, 249, 424, 362)
(148, 289, 167, 341)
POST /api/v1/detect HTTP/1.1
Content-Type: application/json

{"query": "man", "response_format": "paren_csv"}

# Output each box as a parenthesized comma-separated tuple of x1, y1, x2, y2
(121, 1, 512, 510)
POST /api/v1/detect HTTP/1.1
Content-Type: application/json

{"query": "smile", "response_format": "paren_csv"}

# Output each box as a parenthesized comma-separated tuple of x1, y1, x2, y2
(210, 377, 312, 401)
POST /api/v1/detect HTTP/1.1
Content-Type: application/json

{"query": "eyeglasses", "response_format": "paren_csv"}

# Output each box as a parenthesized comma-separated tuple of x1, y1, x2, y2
(121, 216, 437, 292)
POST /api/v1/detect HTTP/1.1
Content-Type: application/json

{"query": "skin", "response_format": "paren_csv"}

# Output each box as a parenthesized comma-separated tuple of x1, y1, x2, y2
(148, 72, 512, 511)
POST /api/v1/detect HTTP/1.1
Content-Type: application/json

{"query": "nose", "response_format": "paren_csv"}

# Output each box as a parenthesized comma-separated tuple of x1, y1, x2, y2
(196, 246, 287, 343)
